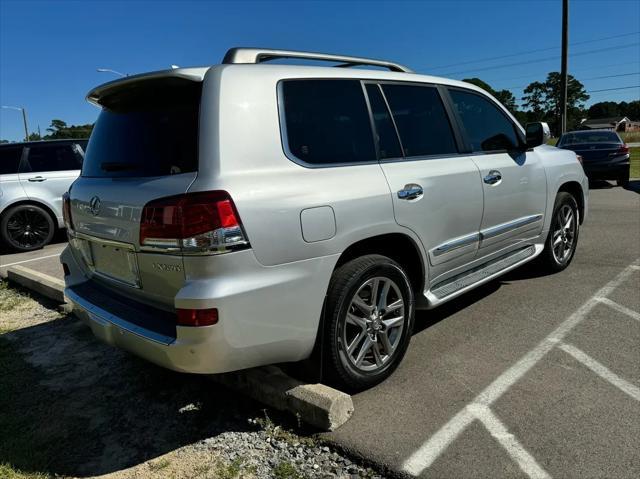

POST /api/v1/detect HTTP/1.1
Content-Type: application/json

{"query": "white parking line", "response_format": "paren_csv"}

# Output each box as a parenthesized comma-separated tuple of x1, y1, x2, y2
(0, 253, 61, 269)
(559, 343, 640, 402)
(595, 297, 640, 322)
(469, 404, 551, 479)
(402, 259, 640, 477)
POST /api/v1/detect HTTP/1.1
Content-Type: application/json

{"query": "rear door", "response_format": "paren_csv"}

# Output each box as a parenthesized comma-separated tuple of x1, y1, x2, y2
(0, 145, 26, 206)
(67, 77, 201, 308)
(447, 88, 547, 257)
(19, 142, 83, 225)
(373, 82, 484, 281)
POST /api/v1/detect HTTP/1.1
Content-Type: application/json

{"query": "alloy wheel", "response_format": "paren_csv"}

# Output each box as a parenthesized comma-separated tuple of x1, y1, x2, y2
(6, 208, 51, 249)
(551, 204, 576, 264)
(341, 277, 406, 372)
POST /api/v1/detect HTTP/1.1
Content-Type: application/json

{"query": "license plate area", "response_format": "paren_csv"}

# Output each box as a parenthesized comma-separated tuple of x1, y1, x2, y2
(73, 236, 141, 288)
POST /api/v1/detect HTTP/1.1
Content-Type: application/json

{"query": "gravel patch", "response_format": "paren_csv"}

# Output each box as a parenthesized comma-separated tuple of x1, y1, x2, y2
(0, 281, 387, 479)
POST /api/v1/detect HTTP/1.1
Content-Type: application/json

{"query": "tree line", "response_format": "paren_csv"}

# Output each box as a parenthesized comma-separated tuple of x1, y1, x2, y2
(463, 72, 639, 135)
(0, 119, 93, 143)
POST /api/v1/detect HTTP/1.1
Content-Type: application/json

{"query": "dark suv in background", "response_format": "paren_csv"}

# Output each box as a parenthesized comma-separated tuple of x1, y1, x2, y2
(0, 139, 87, 251)
(557, 130, 630, 187)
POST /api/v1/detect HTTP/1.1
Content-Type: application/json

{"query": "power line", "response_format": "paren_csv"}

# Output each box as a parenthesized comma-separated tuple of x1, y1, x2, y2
(438, 42, 640, 77)
(502, 72, 640, 90)
(483, 61, 640, 85)
(424, 31, 640, 71)
(586, 85, 640, 93)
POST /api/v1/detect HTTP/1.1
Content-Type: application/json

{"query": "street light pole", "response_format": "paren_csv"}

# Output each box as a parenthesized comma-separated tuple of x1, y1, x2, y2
(1, 105, 29, 141)
(559, 0, 569, 135)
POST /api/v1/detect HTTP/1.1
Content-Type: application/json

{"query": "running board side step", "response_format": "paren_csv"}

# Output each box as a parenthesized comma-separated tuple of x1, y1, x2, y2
(426, 245, 540, 306)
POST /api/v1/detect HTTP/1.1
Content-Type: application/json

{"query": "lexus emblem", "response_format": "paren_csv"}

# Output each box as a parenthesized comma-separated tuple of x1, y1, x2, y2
(89, 196, 101, 216)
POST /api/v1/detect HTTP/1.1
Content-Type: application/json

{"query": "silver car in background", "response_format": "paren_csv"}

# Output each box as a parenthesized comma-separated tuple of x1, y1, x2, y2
(62, 48, 588, 391)
(0, 139, 86, 251)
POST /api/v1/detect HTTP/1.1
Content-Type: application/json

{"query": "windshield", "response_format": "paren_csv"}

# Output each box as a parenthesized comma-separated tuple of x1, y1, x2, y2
(82, 78, 201, 178)
(558, 131, 621, 146)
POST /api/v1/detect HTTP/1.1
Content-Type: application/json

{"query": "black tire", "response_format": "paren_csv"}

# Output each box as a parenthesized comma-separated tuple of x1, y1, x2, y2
(536, 192, 579, 273)
(323, 254, 415, 392)
(0, 204, 55, 252)
(617, 169, 630, 187)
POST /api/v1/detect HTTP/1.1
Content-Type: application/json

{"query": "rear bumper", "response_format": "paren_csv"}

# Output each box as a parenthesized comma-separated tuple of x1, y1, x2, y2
(583, 160, 630, 179)
(61, 246, 338, 374)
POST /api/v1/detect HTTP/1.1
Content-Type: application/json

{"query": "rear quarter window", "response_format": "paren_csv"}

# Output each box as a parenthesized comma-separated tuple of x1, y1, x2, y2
(280, 79, 376, 166)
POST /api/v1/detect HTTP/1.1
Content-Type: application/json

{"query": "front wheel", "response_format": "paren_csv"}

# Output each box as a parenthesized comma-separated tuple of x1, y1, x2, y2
(536, 192, 580, 273)
(323, 254, 415, 392)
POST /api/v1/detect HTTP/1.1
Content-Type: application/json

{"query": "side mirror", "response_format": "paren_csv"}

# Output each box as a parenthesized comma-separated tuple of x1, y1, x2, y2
(525, 122, 551, 148)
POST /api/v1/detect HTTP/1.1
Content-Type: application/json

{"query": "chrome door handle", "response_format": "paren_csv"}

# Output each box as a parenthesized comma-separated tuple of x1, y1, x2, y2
(483, 170, 502, 185)
(397, 183, 423, 200)
(27, 176, 46, 182)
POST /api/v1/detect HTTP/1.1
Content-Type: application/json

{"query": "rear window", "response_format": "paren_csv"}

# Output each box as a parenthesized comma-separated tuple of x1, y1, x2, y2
(82, 78, 201, 178)
(280, 79, 376, 165)
(0, 146, 23, 174)
(381, 84, 458, 157)
(558, 131, 621, 146)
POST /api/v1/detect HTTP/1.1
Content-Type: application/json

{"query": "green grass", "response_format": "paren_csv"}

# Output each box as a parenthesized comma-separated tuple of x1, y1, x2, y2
(620, 131, 640, 144)
(0, 281, 31, 313)
(272, 461, 304, 479)
(630, 147, 639, 179)
(0, 463, 49, 479)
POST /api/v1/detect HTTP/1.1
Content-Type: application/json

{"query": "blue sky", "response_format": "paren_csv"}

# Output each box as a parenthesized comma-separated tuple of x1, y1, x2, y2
(1, 0, 639, 141)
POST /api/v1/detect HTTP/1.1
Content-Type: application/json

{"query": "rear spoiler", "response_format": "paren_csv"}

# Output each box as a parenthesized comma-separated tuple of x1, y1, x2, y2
(86, 68, 208, 106)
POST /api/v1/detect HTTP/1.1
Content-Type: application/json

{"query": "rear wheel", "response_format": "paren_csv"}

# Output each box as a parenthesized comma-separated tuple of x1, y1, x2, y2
(323, 254, 414, 392)
(617, 168, 630, 187)
(0, 204, 55, 251)
(536, 192, 579, 273)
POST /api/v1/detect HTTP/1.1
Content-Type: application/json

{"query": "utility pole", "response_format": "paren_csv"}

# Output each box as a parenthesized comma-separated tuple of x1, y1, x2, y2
(21, 107, 29, 141)
(560, 0, 569, 134)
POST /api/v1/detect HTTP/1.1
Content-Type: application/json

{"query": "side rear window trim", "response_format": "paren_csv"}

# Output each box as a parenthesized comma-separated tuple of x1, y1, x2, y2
(276, 78, 380, 169)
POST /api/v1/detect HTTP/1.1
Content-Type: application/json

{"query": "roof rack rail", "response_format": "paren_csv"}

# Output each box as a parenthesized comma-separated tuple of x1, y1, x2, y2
(222, 48, 413, 73)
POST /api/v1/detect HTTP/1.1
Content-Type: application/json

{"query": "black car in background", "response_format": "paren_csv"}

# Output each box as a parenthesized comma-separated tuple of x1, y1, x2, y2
(557, 130, 630, 187)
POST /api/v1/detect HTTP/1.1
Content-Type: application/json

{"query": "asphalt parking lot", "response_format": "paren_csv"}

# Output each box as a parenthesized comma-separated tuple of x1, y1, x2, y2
(1, 181, 639, 478)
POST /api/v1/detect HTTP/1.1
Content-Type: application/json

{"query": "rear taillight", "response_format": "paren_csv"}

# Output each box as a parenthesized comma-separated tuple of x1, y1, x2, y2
(176, 308, 219, 326)
(139, 190, 249, 254)
(617, 144, 630, 155)
(62, 192, 73, 230)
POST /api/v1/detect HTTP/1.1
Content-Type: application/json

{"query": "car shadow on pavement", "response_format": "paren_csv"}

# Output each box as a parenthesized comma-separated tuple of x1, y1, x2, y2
(0, 299, 279, 477)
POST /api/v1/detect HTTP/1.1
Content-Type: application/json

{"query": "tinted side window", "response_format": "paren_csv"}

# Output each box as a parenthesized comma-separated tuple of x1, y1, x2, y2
(365, 84, 402, 159)
(281, 80, 376, 165)
(23, 145, 83, 172)
(449, 89, 520, 152)
(0, 147, 23, 174)
(381, 84, 458, 157)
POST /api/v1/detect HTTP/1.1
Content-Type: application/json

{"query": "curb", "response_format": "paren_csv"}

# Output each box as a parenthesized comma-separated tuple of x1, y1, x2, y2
(3, 265, 354, 431)
(215, 366, 354, 431)
(6, 265, 66, 304)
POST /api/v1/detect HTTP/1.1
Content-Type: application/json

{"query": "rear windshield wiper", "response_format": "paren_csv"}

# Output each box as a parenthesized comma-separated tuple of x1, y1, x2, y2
(100, 162, 138, 172)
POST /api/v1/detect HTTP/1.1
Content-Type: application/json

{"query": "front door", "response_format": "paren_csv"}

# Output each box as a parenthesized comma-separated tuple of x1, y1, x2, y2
(447, 88, 547, 257)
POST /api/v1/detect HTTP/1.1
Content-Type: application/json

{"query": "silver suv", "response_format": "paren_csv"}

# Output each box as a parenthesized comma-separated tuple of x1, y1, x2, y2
(0, 139, 86, 251)
(62, 48, 588, 390)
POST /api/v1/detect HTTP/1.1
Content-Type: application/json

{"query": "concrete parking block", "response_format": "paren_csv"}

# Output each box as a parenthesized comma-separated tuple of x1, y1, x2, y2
(7, 264, 65, 303)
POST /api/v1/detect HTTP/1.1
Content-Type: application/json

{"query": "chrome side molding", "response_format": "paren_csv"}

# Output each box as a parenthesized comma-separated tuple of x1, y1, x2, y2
(480, 214, 543, 240)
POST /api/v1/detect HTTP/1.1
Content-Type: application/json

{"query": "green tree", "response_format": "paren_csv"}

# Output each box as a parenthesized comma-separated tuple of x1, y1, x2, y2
(521, 73, 589, 134)
(462, 77, 519, 115)
(587, 101, 620, 119)
(44, 119, 93, 139)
